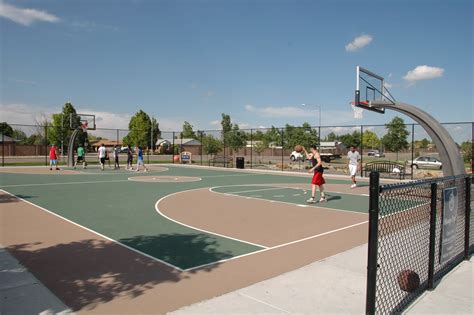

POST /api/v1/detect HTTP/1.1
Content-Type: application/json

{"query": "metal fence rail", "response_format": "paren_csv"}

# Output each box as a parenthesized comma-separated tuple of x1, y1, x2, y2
(366, 172, 473, 314)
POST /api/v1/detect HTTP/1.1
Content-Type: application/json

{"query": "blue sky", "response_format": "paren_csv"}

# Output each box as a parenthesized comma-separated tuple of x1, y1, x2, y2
(1, 0, 472, 135)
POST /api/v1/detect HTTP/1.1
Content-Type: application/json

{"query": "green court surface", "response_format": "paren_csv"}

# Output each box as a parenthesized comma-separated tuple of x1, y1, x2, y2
(0, 166, 368, 270)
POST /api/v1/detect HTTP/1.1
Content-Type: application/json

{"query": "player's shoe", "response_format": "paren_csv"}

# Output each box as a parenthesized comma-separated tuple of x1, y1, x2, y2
(319, 197, 327, 203)
(306, 197, 316, 203)
(351, 184, 357, 189)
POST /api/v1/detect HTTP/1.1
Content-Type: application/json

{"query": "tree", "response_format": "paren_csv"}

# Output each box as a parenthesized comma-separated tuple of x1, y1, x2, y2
(202, 134, 222, 156)
(362, 130, 381, 149)
(12, 129, 27, 144)
(49, 102, 84, 149)
(324, 132, 338, 142)
(227, 124, 247, 155)
(339, 130, 361, 148)
(253, 141, 267, 162)
(262, 126, 282, 147)
(150, 117, 160, 149)
(0, 122, 13, 137)
(283, 122, 318, 149)
(181, 121, 196, 139)
(382, 116, 410, 159)
(123, 110, 153, 148)
(415, 138, 430, 149)
(460, 141, 472, 164)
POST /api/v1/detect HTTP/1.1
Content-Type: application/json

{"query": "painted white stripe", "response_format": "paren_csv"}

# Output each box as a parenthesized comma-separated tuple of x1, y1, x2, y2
(239, 293, 292, 314)
(0, 179, 131, 188)
(154, 189, 269, 249)
(0, 189, 184, 272)
(210, 185, 368, 217)
(184, 220, 368, 272)
(222, 187, 286, 195)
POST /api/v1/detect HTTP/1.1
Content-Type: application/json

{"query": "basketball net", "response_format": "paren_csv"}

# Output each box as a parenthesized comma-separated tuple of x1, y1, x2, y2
(351, 104, 364, 119)
(80, 121, 88, 132)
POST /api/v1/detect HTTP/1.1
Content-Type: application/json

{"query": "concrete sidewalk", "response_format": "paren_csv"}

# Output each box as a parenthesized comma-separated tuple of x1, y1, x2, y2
(0, 246, 71, 314)
(170, 244, 473, 315)
(1, 243, 471, 314)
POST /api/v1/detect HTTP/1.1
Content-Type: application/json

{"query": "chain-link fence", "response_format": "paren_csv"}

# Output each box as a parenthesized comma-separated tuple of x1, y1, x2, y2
(366, 172, 473, 314)
(1, 122, 472, 178)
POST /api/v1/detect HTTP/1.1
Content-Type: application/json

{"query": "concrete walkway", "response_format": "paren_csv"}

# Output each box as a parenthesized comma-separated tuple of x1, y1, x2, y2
(1, 243, 471, 314)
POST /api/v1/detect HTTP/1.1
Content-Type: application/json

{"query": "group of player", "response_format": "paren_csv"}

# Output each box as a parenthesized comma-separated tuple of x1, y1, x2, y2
(301, 145, 361, 203)
(48, 143, 148, 172)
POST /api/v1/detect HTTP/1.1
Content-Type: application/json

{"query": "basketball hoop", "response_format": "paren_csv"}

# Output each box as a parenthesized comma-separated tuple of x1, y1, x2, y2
(350, 102, 364, 119)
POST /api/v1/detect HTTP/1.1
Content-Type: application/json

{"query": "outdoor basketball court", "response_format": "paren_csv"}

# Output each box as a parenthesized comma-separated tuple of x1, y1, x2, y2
(1, 164, 374, 313)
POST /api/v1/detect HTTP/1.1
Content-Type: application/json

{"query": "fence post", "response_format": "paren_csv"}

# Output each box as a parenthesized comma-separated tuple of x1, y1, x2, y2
(360, 125, 364, 177)
(44, 125, 48, 166)
(281, 128, 284, 171)
(411, 124, 415, 180)
(465, 176, 472, 259)
(172, 132, 175, 164)
(366, 171, 380, 315)
(428, 182, 438, 289)
(250, 129, 253, 169)
(200, 131, 203, 166)
(2, 133, 4, 167)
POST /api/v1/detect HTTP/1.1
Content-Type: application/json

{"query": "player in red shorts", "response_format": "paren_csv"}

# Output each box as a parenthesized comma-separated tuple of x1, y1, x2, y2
(303, 144, 326, 203)
(49, 144, 60, 170)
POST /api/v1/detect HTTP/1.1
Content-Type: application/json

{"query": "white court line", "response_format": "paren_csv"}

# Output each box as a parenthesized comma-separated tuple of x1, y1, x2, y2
(219, 187, 288, 195)
(0, 179, 131, 188)
(239, 293, 292, 314)
(0, 189, 184, 272)
(154, 188, 269, 250)
(209, 185, 368, 217)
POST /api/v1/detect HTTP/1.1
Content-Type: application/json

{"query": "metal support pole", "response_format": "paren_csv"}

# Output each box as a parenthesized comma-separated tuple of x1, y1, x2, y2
(366, 171, 380, 315)
(428, 182, 438, 289)
(318, 126, 321, 150)
(172, 132, 175, 164)
(2, 133, 4, 167)
(250, 129, 253, 169)
(411, 124, 415, 180)
(465, 176, 472, 259)
(44, 125, 48, 166)
(223, 133, 226, 168)
(200, 131, 203, 166)
(360, 125, 364, 177)
(281, 128, 284, 171)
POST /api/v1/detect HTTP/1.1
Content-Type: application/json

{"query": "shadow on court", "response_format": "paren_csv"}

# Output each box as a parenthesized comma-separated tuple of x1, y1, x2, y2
(0, 194, 35, 203)
(7, 234, 228, 311)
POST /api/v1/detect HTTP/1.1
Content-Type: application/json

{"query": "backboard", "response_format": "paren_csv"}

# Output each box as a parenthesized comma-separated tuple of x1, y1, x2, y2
(355, 66, 395, 114)
(70, 113, 96, 131)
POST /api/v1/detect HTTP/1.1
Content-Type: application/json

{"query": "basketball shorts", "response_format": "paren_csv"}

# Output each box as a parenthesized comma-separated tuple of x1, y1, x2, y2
(349, 164, 358, 176)
(311, 172, 325, 186)
(100, 157, 105, 164)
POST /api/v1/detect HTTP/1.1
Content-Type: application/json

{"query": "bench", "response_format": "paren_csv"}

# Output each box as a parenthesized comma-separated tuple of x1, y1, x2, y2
(363, 160, 407, 180)
(209, 155, 233, 167)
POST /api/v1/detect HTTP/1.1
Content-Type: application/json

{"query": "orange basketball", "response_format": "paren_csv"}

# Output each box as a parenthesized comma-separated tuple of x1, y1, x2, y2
(294, 145, 303, 153)
(173, 155, 180, 162)
(397, 269, 420, 292)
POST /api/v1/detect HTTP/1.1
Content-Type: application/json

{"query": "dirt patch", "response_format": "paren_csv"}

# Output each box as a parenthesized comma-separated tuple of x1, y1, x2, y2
(128, 176, 201, 183)
(0, 167, 81, 175)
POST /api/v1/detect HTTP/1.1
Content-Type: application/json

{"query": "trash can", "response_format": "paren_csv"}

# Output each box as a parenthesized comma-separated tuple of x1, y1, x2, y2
(236, 156, 245, 169)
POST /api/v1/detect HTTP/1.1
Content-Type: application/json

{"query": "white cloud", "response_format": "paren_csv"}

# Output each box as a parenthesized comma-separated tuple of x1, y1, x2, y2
(245, 104, 312, 118)
(384, 82, 393, 89)
(345, 34, 373, 52)
(403, 65, 444, 82)
(0, 103, 57, 125)
(0, 2, 60, 26)
(210, 120, 220, 126)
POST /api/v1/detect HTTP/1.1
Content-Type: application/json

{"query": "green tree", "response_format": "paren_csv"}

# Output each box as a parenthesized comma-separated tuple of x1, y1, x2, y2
(253, 141, 267, 162)
(324, 132, 338, 142)
(415, 138, 430, 149)
(12, 129, 27, 144)
(382, 116, 410, 159)
(50, 102, 85, 149)
(283, 123, 318, 149)
(262, 126, 282, 147)
(150, 117, 160, 149)
(227, 124, 247, 155)
(0, 122, 14, 137)
(460, 141, 472, 164)
(339, 130, 361, 148)
(202, 134, 222, 156)
(181, 121, 196, 139)
(124, 110, 152, 148)
(362, 130, 381, 149)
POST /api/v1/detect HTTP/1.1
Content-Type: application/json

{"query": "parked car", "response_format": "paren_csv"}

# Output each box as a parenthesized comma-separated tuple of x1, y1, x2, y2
(290, 150, 305, 161)
(411, 156, 442, 169)
(367, 150, 385, 158)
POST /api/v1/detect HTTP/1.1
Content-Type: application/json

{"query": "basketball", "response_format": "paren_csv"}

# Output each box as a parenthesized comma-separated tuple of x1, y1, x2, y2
(397, 269, 420, 292)
(173, 155, 180, 162)
(294, 145, 303, 153)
